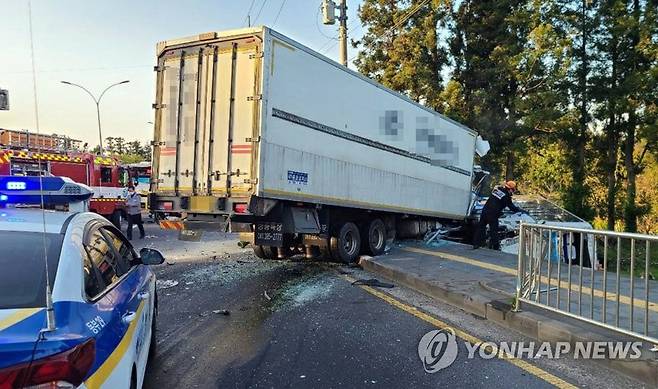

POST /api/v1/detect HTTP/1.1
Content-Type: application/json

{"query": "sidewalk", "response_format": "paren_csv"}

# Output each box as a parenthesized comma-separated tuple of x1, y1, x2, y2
(360, 241, 658, 386)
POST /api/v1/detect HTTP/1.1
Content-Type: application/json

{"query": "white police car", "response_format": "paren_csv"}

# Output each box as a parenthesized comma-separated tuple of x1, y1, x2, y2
(0, 176, 164, 388)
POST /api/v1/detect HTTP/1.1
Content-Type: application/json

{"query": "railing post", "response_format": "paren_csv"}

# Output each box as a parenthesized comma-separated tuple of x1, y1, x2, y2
(514, 222, 525, 312)
(516, 223, 658, 344)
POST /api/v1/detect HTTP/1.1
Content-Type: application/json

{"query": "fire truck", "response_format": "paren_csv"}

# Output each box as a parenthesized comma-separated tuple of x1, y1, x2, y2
(0, 129, 128, 226)
(126, 161, 151, 210)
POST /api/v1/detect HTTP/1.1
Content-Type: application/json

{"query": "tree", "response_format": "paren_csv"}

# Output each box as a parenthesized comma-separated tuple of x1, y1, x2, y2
(351, 0, 657, 226)
(127, 140, 142, 155)
(448, 0, 576, 183)
(354, 0, 450, 108)
(591, 0, 658, 231)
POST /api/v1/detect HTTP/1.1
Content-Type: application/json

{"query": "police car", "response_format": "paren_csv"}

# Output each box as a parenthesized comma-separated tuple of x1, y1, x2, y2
(0, 176, 164, 388)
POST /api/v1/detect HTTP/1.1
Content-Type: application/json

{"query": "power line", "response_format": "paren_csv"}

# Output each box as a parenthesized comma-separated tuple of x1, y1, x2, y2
(271, 0, 287, 27)
(391, 0, 430, 32)
(252, 0, 269, 25)
(243, 0, 257, 26)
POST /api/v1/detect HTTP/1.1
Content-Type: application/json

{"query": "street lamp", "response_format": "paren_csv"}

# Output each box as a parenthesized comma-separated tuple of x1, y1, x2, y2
(60, 80, 130, 155)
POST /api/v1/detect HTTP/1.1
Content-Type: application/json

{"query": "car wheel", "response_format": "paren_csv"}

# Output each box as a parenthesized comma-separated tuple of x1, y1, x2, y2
(329, 222, 361, 263)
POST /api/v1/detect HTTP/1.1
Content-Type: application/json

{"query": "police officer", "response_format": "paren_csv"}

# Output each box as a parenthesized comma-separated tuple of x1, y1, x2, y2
(125, 185, 145, 240)
(472, 181, 527, 250)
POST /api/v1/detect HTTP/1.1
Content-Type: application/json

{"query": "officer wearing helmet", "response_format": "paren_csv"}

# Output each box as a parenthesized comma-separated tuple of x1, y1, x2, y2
(472, 180, 528, 250)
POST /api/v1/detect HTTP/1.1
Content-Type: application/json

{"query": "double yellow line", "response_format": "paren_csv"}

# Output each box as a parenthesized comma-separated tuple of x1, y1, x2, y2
(343, 274, 577, 389)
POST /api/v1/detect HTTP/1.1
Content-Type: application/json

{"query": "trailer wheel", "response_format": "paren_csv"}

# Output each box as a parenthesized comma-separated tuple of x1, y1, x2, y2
(364, 219, 386, 256)
(330, 222, 361, 263)
(253, 245, 277, 259)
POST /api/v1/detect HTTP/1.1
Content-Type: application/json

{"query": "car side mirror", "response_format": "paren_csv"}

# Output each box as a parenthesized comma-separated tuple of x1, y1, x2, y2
(139, 248, 165, 265)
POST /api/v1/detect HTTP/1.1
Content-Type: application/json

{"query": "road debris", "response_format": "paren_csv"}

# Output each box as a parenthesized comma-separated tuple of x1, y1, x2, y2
(212, 309, 230, 315)
(157, 279, 179, 289)
(264, 290, 271, 301)
(271, 272, 336, 311)
(351, 278, 395, 288)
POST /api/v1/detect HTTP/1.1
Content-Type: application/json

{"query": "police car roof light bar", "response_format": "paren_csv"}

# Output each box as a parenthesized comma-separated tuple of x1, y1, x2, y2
(0, 176, 93, 205)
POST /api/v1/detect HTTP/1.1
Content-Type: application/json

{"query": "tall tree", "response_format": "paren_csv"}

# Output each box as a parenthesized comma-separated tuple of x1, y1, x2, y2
(555, 0, 598, 220)
(591, 0, 626, 230)
(354, 0, 450, 108)
(449, 0, 553, 180)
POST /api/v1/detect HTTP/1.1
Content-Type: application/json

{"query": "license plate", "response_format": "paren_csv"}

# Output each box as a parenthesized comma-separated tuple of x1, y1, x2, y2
(254, 222, 284, 247)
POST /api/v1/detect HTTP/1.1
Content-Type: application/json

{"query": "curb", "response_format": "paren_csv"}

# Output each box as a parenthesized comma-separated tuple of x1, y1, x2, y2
(360, 257, 658, 386)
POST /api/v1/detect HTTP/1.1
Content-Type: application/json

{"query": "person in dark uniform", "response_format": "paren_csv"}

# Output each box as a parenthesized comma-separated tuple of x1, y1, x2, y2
(472, 181, 527, 250)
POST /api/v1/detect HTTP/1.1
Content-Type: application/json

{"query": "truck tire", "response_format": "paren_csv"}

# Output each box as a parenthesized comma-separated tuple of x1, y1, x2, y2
(329, 222, 361, 263)
(363, 219, 386, 256)
(253, 245, 277, 259)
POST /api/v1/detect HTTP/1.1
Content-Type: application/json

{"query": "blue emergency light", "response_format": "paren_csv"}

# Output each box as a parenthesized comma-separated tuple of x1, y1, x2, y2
(0, 176, 93, 205)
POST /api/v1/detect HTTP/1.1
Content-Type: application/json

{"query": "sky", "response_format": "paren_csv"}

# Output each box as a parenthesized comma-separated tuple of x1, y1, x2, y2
(0, 0, 364, 147)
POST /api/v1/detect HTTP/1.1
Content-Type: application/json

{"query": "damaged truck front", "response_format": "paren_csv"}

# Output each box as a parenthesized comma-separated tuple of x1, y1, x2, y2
(149, 27, 485, 263)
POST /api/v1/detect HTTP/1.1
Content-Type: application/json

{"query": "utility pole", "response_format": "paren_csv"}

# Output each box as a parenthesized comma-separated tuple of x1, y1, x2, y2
(338, 0, 348, 66)
(322, 0, 348, 66)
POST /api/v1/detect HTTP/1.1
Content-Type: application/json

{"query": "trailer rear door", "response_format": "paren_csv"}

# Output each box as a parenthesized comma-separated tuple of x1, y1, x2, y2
(154, 35, 262, 199)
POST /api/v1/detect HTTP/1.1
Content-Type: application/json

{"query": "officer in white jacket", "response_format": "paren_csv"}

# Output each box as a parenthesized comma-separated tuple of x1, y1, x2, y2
(125, 185, 145, 239)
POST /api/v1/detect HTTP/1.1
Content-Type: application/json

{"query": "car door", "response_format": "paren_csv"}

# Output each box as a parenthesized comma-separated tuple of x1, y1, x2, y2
(101, 226, 154, 385)
(81, 224, 146, 389)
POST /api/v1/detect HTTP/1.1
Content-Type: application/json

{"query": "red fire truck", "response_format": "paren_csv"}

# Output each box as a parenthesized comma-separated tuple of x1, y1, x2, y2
(0, 129, 128, 226)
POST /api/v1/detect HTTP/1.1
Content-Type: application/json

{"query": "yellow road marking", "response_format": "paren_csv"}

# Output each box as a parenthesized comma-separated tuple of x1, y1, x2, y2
(403, 246, 658, 313)
(0, 308, 42, 331)
(85, 301, 145, 388)
(404, 246, 516, 275)
(342, 274, 577, 389)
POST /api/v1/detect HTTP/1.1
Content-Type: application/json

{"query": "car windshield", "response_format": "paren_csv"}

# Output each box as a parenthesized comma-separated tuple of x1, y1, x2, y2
(0, 231, 63, 309)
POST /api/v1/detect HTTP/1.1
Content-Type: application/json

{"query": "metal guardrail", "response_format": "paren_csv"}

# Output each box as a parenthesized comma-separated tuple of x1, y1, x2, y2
(514, 223, 658, 344)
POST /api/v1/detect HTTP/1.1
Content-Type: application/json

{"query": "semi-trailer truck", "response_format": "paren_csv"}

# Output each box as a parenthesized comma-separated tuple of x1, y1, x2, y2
(149, 27, 486, 263)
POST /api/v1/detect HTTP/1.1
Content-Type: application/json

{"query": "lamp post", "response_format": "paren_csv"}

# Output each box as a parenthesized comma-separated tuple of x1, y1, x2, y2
(60, 80, 129, 155)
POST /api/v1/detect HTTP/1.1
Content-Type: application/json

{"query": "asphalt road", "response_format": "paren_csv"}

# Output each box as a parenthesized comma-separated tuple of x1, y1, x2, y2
(133, 223, 641, 389)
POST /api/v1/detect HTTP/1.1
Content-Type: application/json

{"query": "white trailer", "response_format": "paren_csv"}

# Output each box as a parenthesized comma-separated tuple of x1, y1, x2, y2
(150, 27, 481, 262)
